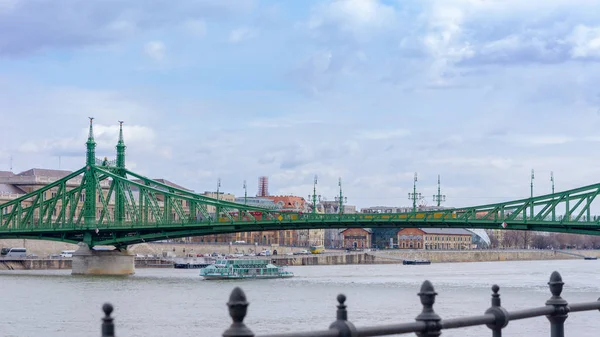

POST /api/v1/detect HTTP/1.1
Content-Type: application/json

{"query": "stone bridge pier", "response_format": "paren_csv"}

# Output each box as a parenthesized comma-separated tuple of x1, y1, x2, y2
(71, 243, 135, 275)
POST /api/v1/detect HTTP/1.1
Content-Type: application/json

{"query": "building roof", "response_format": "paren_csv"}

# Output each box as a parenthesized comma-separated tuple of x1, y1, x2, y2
(0, 184, 26, 194)
(340, 228, 373, 234)
(132, 179, 193, 192)
(16, 168, 73, 178)
(262, 195, 305, 209)
(0, 171, 14, 177)
(418, 228, 473, 235)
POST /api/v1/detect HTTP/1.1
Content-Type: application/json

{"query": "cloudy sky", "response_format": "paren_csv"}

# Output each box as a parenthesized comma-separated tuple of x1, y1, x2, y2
(2, 0, 600, 209)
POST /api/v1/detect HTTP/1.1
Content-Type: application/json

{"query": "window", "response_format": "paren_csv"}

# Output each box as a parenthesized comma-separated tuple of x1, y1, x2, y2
(51, 192, 57, 198)
(80, 194, 85, 202)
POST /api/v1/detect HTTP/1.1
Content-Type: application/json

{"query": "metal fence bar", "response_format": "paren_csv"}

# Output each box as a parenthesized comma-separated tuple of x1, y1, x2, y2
(569, 300, 600, 312)
(97, 271, 600, 337)
(508, 306, 555, 321)
(355, 322, 426, 337)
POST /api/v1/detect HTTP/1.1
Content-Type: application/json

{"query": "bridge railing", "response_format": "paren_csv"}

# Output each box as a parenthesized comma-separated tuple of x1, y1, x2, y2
(98, 271, 600, 337)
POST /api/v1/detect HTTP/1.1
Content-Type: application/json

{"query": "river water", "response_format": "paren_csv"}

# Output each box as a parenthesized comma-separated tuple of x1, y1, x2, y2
(0, 259, 599, 337)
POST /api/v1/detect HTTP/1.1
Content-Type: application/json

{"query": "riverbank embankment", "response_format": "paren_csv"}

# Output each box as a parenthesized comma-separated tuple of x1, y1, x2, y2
(2, 239, 599, 269)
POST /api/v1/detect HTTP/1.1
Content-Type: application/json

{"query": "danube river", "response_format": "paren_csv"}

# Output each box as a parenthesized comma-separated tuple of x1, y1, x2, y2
(0, 260, 599, 337)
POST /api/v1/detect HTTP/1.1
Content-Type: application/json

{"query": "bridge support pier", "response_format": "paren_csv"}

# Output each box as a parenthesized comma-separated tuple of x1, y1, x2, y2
(72, 244, 135, 276)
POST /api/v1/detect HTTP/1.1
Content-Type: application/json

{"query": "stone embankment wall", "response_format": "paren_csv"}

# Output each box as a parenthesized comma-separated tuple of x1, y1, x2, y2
(272, 253, 397, 266)
(0, 239, 307, 258)
(0, 259, 71, 270)
(371, 249, 582, 263)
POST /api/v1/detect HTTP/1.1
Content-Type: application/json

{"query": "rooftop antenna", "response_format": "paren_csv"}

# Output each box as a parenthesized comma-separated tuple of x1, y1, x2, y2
(10, 155, 12, 171)
(243, 180, 247, 205)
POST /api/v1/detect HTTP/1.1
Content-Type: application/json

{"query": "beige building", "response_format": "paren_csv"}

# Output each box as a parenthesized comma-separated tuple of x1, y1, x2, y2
(397, 228, 473, 250)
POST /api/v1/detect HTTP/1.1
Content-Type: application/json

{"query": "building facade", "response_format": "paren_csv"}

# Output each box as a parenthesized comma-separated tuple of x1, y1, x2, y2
(396, 228, 473, 250)
(341, 228, 372, 249)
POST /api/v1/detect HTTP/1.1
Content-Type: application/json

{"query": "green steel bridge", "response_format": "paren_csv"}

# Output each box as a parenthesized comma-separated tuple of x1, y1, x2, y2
(2, 119, 600, 248)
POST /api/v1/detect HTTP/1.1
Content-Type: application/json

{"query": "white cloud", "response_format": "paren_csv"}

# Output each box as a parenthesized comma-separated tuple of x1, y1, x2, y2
(229, 27, 258, 43)
(357, 129, 410, 140)
(144, 41, 166, 61)
(182, 20, 207, 37)
(307, 0, 396, 43)
(568, 25, 600, 59)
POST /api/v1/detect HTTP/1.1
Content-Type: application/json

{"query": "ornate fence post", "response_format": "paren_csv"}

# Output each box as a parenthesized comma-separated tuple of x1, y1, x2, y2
(101, 303, 115, 337)
(415, 280, 441, 337)
(329, 294, 357, 337)
(223, 287, 254, 337)
(545, 271, 569, 337)
(485, 285, 509, 337)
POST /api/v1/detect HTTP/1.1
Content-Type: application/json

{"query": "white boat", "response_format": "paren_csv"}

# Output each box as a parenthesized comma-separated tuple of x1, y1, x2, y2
(200, 259, 294, 280)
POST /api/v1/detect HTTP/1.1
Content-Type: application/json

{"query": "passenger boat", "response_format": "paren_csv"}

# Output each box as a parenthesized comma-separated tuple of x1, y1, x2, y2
(199, 259, 294, 280)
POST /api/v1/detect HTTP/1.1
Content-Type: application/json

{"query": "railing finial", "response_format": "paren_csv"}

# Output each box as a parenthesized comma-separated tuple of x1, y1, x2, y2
(485, 285, 509, 335)
(416, 280, 441, 337)
(223, 287, 254, 337)
(101, 303, 115, 337)
(546, 271, 569, 337)
(337, 294, 348, 321)
(548, 271, 565, 300)
(329, 293, 357, 337)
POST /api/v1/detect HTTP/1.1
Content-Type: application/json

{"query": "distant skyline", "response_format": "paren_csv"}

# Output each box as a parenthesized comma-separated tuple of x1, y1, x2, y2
(2, 0, 600, 208)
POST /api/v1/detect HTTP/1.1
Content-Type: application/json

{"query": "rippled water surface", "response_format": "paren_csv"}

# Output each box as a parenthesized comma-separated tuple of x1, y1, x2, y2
(1, 259, 599, 337)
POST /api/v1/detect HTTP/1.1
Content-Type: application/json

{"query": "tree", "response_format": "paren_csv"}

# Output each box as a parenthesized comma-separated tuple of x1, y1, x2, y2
(501, 230, 520, 248)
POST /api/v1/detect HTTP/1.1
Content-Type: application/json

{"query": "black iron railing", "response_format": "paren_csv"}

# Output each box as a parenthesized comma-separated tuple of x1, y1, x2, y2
(99, 271, 600, 337)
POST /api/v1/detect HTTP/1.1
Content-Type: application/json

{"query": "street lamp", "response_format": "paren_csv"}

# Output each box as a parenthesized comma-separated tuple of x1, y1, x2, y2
(408, 172, 421, 213)
(334, 177, 347, 215)
(308, 175, 321, 215)
(432, 174, 446, 207)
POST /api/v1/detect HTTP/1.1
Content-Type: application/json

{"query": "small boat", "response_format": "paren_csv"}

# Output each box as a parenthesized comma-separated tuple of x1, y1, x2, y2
(403, 259, 431, 265)
(200, 258, 294, 280)
(173, 257, 214, 269)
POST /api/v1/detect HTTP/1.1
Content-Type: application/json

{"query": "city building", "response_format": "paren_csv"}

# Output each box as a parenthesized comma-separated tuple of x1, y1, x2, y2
(233, 196, 278, 209)
(0, 168, 110, 219)
(340, 228, 372, 249)
(396, 228, 473, 250)
(319, 200, 357, 248)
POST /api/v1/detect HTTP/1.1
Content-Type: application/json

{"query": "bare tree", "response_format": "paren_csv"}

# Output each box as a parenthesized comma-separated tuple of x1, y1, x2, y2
(501, 230, 520, 248)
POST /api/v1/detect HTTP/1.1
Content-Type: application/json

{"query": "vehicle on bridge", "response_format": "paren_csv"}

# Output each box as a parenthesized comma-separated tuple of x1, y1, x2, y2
(0, 247, 27, 258)
(199, 259, 294, 280)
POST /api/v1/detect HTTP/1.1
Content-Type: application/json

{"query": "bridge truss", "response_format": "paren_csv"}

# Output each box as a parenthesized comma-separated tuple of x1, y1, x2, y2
(1, 120, 600, 247)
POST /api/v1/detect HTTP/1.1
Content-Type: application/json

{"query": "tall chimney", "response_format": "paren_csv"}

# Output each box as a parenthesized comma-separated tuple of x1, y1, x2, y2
(257, 176, 269, 197)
